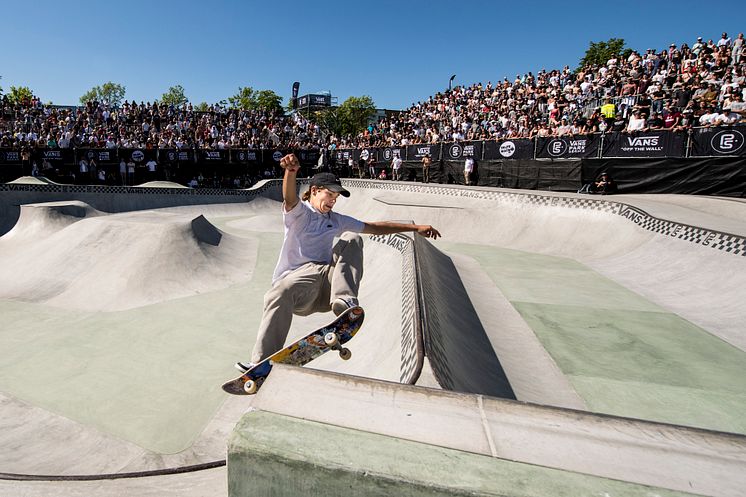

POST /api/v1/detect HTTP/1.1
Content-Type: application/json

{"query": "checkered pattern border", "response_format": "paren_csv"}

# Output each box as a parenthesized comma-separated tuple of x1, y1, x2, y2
(0, 180, 277, 198)
(367, 233, 422, 384)
(344, 180, 745, 256)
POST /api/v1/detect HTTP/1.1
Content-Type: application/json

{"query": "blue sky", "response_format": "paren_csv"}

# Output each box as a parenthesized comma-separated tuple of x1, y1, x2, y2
(1, 0, 743, 110)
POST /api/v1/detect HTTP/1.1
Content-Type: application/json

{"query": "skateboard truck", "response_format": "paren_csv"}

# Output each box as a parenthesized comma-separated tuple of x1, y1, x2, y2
(324, 332, 352, 360)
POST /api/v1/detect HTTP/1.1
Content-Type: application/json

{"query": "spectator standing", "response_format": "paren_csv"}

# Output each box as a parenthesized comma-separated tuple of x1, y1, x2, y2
(127, 159, 136, 185)
(421, 154, 431, 183)
(717, 32, 731, 48)
(146, 158, 158, 181)
(464, 156, 474, 186)
(732, 33, 744, 65)
(79, 157, 89, 183)
(119, 158, 127, 185)
(391, 155, 402, 181)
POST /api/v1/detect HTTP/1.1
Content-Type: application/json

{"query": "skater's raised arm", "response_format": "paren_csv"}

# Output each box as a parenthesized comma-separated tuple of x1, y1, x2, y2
(280, 154, 301, 212)
(362, 221, 441, 239)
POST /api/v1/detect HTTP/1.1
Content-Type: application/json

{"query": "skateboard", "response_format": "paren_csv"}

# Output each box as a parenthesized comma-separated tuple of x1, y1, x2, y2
(222, 306, 365, 395)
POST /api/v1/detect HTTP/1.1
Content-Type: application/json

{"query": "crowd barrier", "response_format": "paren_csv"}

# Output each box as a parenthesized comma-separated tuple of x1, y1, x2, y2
(334, 125, 746, 164)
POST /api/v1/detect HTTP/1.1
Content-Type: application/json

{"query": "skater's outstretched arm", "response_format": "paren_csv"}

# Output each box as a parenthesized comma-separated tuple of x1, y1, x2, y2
(363, 221, 441, 239)
(280, 154, 301, 212)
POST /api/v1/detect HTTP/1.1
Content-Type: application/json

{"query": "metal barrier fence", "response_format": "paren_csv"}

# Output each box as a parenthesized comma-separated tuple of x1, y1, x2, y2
(334, 125, 746, 164)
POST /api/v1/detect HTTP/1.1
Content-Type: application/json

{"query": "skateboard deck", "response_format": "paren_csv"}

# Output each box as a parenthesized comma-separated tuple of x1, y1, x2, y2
(222, 306, 365, 395)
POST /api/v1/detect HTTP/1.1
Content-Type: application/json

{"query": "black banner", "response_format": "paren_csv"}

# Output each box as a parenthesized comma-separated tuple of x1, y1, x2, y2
(405, 144, 440, 161)
(265, 150, 289, 164)
(119, 148, 158, 163)
(160, 149, 194, 163)
(380, 147, 405, 162)
(357, 148, 377, 163)
(0, 149, 22, 163)
(690, 126, 746, 157)
(443, 141, 482, 161)
(601, 131, 685, 158)
(230, 149, 260, 164)
(536, 135, 601, 159)
(335, 149, 353, 162)
(200, 149, 227, 163)
(483, 139, 534, 161)
(80, 148, 117, 163)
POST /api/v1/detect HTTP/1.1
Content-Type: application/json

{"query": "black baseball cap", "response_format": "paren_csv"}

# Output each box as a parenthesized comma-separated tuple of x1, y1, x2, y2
(310, 172, 350, 197)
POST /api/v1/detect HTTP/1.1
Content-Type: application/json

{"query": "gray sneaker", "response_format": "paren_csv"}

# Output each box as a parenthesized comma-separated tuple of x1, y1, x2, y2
(234, 361, 255, 373)
(331, 297, 359, 316)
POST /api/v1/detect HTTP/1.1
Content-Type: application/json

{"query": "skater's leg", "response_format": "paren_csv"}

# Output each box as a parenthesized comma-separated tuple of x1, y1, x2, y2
(328, 232, 364, 313)
(250, 264, 324, 363)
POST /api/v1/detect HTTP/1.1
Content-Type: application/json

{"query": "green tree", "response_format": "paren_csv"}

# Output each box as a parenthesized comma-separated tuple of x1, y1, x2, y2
(194, 102, 210, 112)
(255, 89, 283, 112)
(80, 81, 126, 106)
(160, 85, 189, 107)
(337, 95, 376, 136)
(228, 86, 256, 109)
(7, 86, 34, 105)
(312, 108, 344, 137)
(228, 87, 283, 111)
(577, 38, 632, 70)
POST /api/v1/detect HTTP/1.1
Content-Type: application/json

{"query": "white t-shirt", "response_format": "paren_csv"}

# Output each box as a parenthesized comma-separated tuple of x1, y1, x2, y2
(272, 200, 365, 284)
(464, 157, 474, 172)
(392, 157, 402, 170)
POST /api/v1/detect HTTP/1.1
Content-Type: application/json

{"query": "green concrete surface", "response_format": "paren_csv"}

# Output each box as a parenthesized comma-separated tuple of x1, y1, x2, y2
(228, 410, 700, 497)
(0, 231, 281, 454)
(441, 242, 746, 435)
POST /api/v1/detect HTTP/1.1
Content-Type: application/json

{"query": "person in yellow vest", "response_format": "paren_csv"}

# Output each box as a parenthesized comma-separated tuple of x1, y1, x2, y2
(601, 100, 616, 120)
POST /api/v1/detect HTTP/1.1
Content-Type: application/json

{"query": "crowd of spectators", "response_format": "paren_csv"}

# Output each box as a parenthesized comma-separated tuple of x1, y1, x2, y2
(2, 31, 745, 157)
(0, 98, 326, 151)
(335, 32, 746, 149)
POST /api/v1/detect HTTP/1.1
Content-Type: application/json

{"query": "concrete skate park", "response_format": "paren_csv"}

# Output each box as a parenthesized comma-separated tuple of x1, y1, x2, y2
(0, 177, 745, 496)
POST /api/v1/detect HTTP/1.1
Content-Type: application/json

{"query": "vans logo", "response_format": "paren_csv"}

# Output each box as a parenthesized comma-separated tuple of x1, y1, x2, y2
(627, 136, 659, 147)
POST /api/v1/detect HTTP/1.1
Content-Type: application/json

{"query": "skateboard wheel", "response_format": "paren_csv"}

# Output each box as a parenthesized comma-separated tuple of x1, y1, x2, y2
(339, 348, 352, 360)
(244, 380, 258, 394)
(324, 332, 339, 347)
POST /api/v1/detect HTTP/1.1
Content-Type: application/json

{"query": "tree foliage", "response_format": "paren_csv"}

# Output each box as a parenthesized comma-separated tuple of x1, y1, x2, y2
(311, 95, 376, 137)
(7, 85, 34, 105)
(228, 86, 255, 109)
(254, 90, 283, 112)
(578, 38, 632, 69)
(160, 85, 189, 107)
(80, 81, 126, 106)
(337, 95, 376, 136)
(228, 87, 283, 112)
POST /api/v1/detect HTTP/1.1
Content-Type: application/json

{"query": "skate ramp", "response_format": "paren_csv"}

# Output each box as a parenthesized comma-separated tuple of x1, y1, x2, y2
(0, 203, 255, 312)
(0, 181, 745, 480)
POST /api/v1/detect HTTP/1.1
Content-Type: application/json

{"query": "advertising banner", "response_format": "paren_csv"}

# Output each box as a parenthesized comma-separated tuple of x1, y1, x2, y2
(230, 149, 260, 164)
(380, 147, 405, 162)
(483, 139, 534, 160)
(79, 149, 117, 163)
(690, 126, 746, 157)
(536, 134, 601, 159)
(405, 144, 440, 161)
(443, 141, 482, 161)
(160, 149, 194, 162)
(601, 131, 685, 158)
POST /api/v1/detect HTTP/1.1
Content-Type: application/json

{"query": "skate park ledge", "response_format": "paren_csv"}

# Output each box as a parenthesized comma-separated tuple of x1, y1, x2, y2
(227, 365, 746, 497)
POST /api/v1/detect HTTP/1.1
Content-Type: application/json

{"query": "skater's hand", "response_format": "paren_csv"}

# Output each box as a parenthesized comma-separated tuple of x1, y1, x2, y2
(280, 154, 300, 173)
(416, 225, 441, 239)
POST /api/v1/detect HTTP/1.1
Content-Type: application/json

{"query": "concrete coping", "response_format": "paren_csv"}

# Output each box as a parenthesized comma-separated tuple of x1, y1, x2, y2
(247, 364, 746, 497)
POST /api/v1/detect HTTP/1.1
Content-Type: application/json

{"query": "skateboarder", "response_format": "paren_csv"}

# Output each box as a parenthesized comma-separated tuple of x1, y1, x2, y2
(235, 153, 441, 372)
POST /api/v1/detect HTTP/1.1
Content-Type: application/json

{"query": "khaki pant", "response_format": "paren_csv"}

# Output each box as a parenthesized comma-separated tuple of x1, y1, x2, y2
(250, 232, 364, 363)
